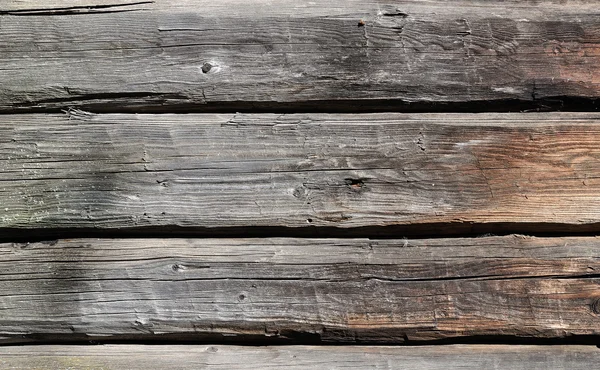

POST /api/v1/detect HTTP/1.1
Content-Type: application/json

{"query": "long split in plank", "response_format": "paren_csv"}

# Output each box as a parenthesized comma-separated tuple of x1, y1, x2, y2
(0, 235, 600, 344)
(0, 1, 598, 112)
(2, 112, 600, 236)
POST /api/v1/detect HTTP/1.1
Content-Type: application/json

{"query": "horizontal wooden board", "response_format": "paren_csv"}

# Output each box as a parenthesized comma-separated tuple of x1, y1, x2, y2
(3, 112, 600, 235)
(0, 1, 598, 112)
(0, 345, 599, 369)
(0, 235, 600, 343)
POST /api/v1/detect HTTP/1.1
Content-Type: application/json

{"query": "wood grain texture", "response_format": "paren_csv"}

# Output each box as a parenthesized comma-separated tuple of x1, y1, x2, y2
(0, 1, 598, 112)
(0, 235, 600, 343)
(0, 345, 599, 369)
(3, 112, 600, 235)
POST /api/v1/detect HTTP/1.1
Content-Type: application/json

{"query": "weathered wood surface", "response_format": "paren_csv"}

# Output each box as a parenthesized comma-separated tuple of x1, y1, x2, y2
(0, 1, 598, 112)
(3, 112, 600, 235)
(1, 235, 600, 343)
(1, 345, 599, 370)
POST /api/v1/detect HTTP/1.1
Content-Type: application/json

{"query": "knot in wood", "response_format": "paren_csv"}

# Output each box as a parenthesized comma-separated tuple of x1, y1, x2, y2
(201, 62, 213, 73)
(591, 298, 600, 315)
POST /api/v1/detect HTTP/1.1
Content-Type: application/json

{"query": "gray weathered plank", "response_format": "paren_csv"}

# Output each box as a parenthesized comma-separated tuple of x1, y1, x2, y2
(3, 112, 600, 235)
(0, 1, 598, 112)
(0, 345, 599, 369)
(1, 235, 600, 343)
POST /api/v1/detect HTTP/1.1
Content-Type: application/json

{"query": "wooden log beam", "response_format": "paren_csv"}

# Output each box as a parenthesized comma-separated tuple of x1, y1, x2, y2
(2, 112, 600, 236)
(0, 1, 598, 112)
(0, 236, 600, 344)
(0, 345, 599, 369)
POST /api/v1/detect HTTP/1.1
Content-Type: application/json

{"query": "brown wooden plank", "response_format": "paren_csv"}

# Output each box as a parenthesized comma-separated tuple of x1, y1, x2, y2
(0, 345, 599, 369)
(0, 235, 599, 343)
(0, 1, 598, 112)
(3, 112, 600, 235)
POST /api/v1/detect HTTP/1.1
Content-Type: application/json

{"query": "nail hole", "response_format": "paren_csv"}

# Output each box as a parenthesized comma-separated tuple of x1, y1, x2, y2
(345, 178, 366, 190)
(307, 218, 313, 223)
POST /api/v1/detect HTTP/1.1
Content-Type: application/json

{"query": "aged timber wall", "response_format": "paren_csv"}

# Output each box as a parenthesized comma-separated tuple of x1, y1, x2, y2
(0, 0, 600, 368)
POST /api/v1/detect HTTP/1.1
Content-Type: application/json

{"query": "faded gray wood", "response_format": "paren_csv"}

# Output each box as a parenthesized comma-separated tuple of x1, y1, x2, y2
(0, 1, 598, 112)
(0, 345, 599, 369)
(3, 112, 600, 235)
(1, 235, 600, 343)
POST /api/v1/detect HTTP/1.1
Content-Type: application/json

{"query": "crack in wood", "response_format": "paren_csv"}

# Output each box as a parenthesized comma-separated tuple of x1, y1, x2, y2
(0, 1, 154, 16)
(382, 10, 409, 18)
(13, 92, 190, 109)
(62, 108, 96, 121)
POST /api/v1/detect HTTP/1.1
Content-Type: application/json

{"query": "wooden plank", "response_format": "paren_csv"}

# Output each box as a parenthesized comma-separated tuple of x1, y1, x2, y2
(0, 1, 598, 112)
(0, 235, 600, 343)
(3, 112, 600, 235)
(0, 345, 599, 369)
